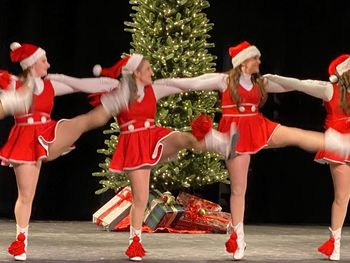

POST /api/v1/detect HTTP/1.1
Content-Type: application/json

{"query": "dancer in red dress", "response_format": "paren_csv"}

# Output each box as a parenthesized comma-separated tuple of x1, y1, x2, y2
(155, 41, 350, 260)
(3, 42, 130, 261)
(54, 53, 237, 261)
(266, 54, 350, 261)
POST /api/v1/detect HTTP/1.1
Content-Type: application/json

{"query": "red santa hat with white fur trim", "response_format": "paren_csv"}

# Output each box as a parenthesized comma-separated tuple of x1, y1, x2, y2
(10, 42, 46, 70)
(93, 54, 143, 78)
(328, 54, 350, 83)
(229, 41, 261, 68)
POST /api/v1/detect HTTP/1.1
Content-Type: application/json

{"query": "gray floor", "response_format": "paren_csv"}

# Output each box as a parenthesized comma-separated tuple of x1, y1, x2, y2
(0, 220, 349, 262)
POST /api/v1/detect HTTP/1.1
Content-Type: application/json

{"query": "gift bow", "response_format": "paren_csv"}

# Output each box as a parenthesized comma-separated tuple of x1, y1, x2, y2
(147, 190, 180, 227)
(96, 189, 132, 225)
(152, 189, 175, 205)
(184, 199, 208, 221)
(184, 199, 230, 224)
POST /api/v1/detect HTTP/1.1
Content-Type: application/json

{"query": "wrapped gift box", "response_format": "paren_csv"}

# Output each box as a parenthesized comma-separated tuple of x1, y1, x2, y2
(176, 191, 222, 212)
(175, 192, 231, 233)
(144, 190, 185, 230)
(175, 210, 231, 233)
(92, 186, 132, 231)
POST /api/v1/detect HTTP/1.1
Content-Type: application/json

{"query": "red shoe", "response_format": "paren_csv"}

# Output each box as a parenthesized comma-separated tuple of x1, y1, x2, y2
(125, 235, 145, 261)
(8, 232, 27, 261)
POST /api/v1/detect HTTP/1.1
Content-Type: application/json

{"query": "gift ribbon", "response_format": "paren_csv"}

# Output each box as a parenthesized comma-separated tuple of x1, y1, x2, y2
(96, 189, 132, 225)
(146, 190, 179, 227)
(177, 192, 222, 212)
(184, 199, 208, 222)
(203, 212, 231, 224)
(159, 205, 181, 227)
(184, 200, 230, 228)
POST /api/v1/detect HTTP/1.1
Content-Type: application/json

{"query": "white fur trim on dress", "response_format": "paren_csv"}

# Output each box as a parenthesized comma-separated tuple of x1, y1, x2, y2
(109, 131, 179, 173)
(20, 48, 46, 70)
(231, 46, 261, 68)
(38, 119, 75, 157)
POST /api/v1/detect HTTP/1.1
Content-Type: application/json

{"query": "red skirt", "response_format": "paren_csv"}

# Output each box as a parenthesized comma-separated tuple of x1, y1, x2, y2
(315, 150, 350, 164)
(109, 126, 177, 173)
(315, 120, 350, 164)
(218, 113, 280, 154)
(0, 119, 74, 165)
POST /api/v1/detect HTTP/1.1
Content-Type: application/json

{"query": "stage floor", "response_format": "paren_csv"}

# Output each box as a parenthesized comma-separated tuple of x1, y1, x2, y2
(0, 220, 348, 262)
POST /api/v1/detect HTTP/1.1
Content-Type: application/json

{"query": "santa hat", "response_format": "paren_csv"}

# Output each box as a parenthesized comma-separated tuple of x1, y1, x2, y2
(10, 42, 46, 70)
(229, 41, 261, 68)
(93, 54, 143, 78)
(328, 54, 350, 83)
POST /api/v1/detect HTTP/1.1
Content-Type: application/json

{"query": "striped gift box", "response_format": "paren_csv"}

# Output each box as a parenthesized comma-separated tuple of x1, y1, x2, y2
(144, 190, 185, 230)
(92, 186, 132, 231)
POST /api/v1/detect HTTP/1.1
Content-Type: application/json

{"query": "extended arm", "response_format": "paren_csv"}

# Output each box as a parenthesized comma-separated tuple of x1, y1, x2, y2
(264, 74, 333, 101)
(265, 77, 295, 93)
(47, 74, 119, 96)
(153, 73, 227, 100)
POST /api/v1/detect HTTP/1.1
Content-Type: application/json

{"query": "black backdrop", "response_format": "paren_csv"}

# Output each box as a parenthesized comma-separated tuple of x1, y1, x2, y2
(0, 0, 349, 224)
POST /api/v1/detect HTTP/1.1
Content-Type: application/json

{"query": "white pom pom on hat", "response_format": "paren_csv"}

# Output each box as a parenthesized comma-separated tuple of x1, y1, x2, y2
(10, 42, 21, 51)
(329, 75, 338, 83)
(93, 64, 102, 76)
(92, 54, 143, 78)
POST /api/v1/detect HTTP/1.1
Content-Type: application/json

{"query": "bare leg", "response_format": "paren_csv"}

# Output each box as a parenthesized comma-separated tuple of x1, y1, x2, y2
(128, 169, 151, 229)
(330, 163, 350, 230)
(267, 125, 324, 152)
(159, 132, 205, 163)
(226, 154, 251, 225)
(13, 162, 41, 227)
(47, 105, 111, 161)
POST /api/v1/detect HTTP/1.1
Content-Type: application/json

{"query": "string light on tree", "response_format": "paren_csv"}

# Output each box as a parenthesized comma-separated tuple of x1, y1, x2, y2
(93, 0, 228, 193)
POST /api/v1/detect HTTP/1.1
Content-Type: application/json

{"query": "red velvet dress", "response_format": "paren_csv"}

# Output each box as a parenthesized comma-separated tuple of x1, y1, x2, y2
(218, 84, 280, 154)
(315, 84, 350, 164)
(109, 85, 177, 173)
(0, 80, 74, 165)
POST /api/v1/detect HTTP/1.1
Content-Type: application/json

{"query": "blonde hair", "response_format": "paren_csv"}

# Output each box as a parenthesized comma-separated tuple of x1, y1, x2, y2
(226, 66, 267, 107)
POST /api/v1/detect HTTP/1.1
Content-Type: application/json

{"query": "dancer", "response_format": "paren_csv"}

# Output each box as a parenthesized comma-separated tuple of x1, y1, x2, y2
(265, 54, 350, 261)
(154, 41, 350, 260)
(2, 42, 130, 261)
(52, 53, 238, 261)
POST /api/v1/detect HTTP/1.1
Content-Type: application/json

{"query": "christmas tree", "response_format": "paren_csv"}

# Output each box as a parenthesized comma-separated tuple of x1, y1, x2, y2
(93, 0, 229, 194)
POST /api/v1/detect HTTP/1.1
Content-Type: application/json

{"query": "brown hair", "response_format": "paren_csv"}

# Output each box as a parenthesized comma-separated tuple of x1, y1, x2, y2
(18, 69, 31, 83)
(337, 70, 350, 113)
(226, 66, 267, 107)
(120, 58, 149, 104)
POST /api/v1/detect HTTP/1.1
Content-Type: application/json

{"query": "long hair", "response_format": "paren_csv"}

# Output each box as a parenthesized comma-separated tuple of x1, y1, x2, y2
(18, 69, 31, 83)
(120, 73, 137, 104)
(337, 70, 350, 113)
(227, 67, 267, 107)
(121, 58, 148, 104)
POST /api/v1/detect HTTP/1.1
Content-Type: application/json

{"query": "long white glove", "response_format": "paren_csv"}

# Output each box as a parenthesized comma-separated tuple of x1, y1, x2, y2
(47, 74, 119, 95)
(264, 74, 333, 101)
